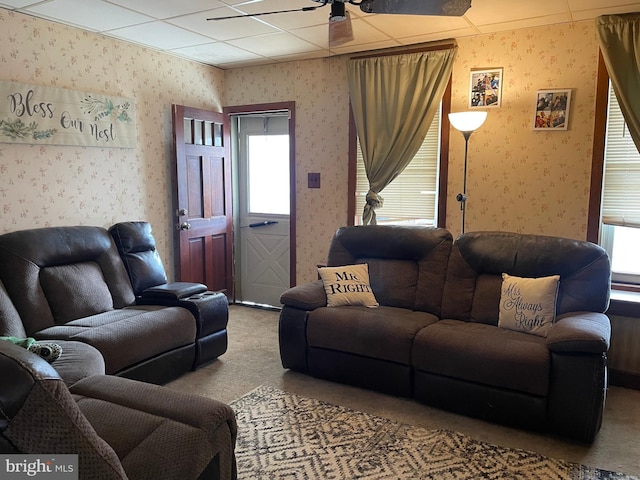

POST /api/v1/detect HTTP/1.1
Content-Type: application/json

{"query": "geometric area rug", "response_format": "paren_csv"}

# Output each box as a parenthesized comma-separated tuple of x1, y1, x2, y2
(230, 386, 638, 480)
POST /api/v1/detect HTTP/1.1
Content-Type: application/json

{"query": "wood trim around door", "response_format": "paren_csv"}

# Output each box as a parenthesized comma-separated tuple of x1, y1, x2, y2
(587, 50, 610, 244)
(223, 101, 297, 288)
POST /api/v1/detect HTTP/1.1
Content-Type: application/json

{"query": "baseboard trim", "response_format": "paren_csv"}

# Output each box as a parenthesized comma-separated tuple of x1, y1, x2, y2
(609, 369, 640, 390)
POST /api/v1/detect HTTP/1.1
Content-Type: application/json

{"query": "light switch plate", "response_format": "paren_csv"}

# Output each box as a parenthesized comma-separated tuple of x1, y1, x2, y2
(308, 172, 320, 188)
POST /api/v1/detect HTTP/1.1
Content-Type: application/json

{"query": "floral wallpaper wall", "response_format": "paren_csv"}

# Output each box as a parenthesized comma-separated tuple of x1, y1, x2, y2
(449, 22, 598, 239)
(227, 20, 601, 283)
(0, 8, 224, 277)
(1, 6, 602, 286)
(225, 59, 352, 283)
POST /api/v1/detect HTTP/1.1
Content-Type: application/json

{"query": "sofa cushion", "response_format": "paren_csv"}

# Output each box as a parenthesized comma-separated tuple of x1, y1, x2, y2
(326, 225, 452, 315)
(307, 306, 439, 365)
(498, 274, 559, 337)
(40, 262, 114, 323)
(318, 264, 378, 307)
(441, 232, 611, 324)
(33, 307, 196, 375)
(50, 340, 106, 387)
(412, 320, 550, 396)
(0, 278, 27, 338)
(109, 221, 168, 296)
(0, 226, 136, 334)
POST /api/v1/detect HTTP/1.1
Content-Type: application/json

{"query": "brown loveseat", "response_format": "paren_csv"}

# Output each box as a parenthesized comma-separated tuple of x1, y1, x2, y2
(279, 226, 611, 442)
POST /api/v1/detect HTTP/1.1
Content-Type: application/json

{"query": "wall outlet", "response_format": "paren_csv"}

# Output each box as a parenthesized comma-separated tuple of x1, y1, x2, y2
(308, 172, 321, 188)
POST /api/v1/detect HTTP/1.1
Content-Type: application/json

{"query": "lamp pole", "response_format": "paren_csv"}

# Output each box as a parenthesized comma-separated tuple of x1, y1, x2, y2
(456, 130, 473, 234)
(448, 111, 487, 236)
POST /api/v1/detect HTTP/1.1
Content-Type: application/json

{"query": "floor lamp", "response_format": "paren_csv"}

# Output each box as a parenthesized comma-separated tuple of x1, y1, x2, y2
(448, 111, 488, 235)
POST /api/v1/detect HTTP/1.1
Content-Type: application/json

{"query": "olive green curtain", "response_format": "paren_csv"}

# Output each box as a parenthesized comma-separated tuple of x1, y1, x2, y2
(347, 47, 457, 225)
(596, 13, 640, 228)
(597, 13, 640, 152)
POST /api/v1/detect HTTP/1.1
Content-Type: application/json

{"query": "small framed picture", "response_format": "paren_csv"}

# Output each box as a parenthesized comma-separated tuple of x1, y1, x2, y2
(469, 68, 502, 109)
(533, 89, 572, 130)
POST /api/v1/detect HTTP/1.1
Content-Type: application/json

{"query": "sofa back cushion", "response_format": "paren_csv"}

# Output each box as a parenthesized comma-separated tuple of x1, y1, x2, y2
(0, 226, 136, 334)
(441, 231, 611, 325)
(109, 221, 168, 296)
(40, 262, 114, 324)
(326, 225, 452, 315)
(0, 279, 26, 338)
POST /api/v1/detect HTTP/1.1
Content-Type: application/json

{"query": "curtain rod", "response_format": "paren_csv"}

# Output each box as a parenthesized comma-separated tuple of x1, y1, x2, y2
(349, 41, 456, 60)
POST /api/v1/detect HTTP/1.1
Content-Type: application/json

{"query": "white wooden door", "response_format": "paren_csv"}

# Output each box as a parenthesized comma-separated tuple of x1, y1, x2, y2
(235, 113, 291, 307)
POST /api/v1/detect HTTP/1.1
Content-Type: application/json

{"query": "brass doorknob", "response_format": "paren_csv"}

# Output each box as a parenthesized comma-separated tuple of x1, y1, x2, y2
(180, 222, 191, 230)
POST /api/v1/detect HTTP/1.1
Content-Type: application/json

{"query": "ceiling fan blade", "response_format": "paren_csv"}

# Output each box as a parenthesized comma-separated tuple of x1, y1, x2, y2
(329, 11, 354, 48)
(207, 5, 321, 21)
(359, 0, 472, 17)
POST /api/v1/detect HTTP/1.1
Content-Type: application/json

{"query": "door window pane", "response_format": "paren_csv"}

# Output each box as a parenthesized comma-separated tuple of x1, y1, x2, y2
(248, 134, 290, 215)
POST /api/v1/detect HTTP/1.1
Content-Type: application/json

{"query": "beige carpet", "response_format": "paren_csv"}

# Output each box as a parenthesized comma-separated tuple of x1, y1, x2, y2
(168, 305, 640, 477)
(231, 385, 638, 480)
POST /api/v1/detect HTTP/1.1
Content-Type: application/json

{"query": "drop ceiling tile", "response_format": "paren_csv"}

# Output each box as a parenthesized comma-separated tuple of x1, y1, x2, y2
(364, 14, 469, 40)
(171, 41, 263, 65)
(329, 38, 402, 56)
(289, 24, 330, 48)
(474, 13, 572, 34)
(107, 21, 213, 50)
(270, 49, 330, 63)
(227, 31, 317, 57)
(24, 0, 153, 31)
(465, 0, 566, 26)
(397, 26, 480, 45)
(216, 56, 277, 69)
(291, 18, 393, 49)
(567, 0, 640, 12)
(0, 0, 41, 7)
(226, 0, 367, 30)
(168, 7, 280, 41)
(105, 0, 226, 19)
(571, 4, 640, 21)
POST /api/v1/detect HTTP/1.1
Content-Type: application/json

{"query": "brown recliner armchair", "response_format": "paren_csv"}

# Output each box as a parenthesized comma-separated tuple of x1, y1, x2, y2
(0, 340, 237, 480)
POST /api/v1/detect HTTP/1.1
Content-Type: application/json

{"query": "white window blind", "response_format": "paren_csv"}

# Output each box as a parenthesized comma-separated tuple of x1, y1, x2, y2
(355, 105, 441, 225)
(602, 83, 640, 228)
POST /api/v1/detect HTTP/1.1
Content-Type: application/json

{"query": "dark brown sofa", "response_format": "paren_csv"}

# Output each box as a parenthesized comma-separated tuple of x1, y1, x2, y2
(0, 224, 237, 479)
(0, 224, 228, 384)
(279, 226, 611, 442)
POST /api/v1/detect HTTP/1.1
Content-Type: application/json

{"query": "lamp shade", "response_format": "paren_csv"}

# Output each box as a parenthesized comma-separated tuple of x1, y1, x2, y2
(448, 111, 488, 132)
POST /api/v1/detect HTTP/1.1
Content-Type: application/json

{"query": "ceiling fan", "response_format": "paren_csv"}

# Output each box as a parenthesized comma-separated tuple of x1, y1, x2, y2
(207, 0, 472, 47)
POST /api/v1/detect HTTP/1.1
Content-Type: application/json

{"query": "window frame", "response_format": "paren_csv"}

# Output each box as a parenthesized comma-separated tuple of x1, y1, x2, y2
(347, 75, 452, 227)
(589, 50, 640, 299)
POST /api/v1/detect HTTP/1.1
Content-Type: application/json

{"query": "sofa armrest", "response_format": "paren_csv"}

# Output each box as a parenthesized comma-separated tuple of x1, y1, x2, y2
(546, 312, 611, 354)
(280, 280, 327, 310)
(142, 281, 208, 300)
(71, 375, 237, 480)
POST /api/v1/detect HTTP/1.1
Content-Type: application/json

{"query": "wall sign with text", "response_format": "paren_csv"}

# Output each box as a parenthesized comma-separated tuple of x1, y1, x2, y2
(0, 80, 136, 148)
